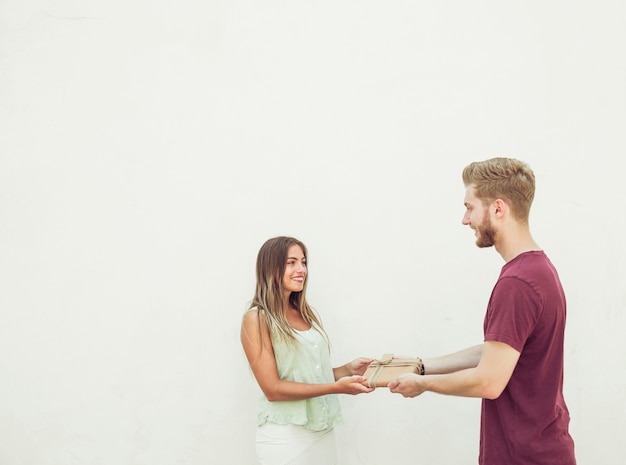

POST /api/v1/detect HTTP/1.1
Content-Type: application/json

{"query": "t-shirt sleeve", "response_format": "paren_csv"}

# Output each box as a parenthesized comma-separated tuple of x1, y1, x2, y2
(484, 276, 541, 353)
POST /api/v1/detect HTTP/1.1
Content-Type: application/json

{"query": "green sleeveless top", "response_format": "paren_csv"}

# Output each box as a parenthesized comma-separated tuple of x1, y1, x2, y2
(257, 326, 344, 431)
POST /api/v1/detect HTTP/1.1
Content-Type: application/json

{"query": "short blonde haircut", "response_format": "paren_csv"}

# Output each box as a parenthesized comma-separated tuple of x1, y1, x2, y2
(462, 157, 535, 223)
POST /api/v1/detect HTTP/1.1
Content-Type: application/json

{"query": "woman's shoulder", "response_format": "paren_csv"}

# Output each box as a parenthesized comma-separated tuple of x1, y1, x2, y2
(242, 306, 266, 325)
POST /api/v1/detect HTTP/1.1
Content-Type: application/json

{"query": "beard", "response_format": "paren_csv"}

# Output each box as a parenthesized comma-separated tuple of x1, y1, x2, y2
(475, 215, 496, 248)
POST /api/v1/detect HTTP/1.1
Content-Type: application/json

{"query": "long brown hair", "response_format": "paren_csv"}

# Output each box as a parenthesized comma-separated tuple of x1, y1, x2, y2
(249, 236, 328, 345)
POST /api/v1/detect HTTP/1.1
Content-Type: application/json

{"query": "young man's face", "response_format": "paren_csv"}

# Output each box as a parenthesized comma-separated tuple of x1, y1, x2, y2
(462, 185, 496, 248)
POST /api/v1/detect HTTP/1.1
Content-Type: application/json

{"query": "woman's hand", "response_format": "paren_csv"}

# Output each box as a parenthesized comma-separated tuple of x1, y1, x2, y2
(347, 357, 374, 376)
(333, 357, 374, 379)
(335, 375, 374, 395)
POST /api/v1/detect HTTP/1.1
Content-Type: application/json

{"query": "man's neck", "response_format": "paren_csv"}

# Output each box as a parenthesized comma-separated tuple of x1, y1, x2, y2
(495, 229, 541, 263)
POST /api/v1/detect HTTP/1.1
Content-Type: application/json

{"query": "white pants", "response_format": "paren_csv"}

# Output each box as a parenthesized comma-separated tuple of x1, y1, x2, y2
(256, 423, 337, 465)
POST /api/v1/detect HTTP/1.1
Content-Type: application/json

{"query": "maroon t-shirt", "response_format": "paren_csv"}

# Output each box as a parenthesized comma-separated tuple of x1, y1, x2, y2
(480, 251, 576, 465)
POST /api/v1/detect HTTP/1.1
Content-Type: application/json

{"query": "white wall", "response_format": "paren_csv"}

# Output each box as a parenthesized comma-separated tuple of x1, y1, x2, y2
(1, 1, 625, 464)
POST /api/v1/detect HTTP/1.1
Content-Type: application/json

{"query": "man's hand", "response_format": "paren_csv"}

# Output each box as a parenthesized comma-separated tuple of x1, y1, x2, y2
(388, 373, 426, 398)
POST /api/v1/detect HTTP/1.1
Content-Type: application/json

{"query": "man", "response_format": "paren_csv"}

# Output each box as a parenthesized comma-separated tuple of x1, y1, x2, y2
(389, 158, 576, 465)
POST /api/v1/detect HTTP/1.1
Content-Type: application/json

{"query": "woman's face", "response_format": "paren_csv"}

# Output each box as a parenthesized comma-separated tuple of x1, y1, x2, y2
(282, 244, 307, 295)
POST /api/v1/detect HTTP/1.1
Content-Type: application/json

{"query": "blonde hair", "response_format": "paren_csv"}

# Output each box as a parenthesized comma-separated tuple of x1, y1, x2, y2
(249, 236, 328, 346)
(462, 157, 536, 223)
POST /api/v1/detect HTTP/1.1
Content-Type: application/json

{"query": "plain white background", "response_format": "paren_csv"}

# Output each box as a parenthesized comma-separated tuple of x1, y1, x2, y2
(1, 1, 625, 464)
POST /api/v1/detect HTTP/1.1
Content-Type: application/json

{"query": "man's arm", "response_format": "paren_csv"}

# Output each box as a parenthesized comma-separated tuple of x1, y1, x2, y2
(422, 344, 483, 374)
(389, 341, 520, 399)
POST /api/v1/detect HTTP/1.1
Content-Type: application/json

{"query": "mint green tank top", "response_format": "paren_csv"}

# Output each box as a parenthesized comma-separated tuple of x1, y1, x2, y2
(257, 327, 344, 431)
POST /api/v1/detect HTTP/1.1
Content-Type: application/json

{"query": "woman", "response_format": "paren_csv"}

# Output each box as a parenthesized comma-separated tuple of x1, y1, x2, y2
(241, 236, 373, 465)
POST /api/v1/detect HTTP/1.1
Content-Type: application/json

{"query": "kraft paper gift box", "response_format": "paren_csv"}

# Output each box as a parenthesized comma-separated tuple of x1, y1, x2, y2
(362, 353, 424, 388)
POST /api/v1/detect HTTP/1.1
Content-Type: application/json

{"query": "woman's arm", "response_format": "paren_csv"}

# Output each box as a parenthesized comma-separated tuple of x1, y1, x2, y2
(240, 310, 372, 401)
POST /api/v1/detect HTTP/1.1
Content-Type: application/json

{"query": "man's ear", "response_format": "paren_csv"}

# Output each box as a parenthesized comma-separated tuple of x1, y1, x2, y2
(493, 199, 507, 219)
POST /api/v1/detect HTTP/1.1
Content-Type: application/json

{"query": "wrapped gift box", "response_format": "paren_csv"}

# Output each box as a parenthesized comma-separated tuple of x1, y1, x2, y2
(362, 353, 424, 388)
